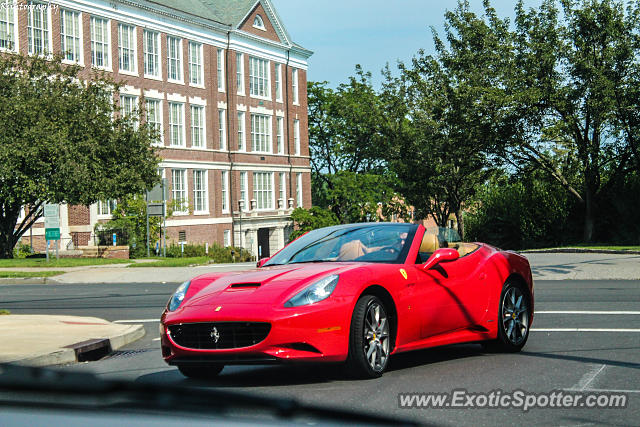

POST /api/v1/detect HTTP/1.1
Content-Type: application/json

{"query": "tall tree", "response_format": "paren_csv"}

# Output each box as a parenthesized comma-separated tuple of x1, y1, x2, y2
(0, 53, 160, 258)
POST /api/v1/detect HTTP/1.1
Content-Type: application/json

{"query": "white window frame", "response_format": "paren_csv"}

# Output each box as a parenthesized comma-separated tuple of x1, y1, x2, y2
(119, 94, 138, 123)
(118, 23, 137, 75)
(275, 63, 282, 102)
(251, 113, 272, 153)
(217, 48, 225, 92)
(169, 101, 185, 147)
(221, 170, 229, 213)
(193, 169, 208, 214)
(171, 169, 188, 214)
(223, 229, 231, 247)
(188, 41, 203, 87)
(249, 56, 270, 99)
(167, 36, 183, 83)
(237, 111, 245, 151)
(0, 0, 18, 52)
(218, 109, 227, 150)
(294, 119, 300, 155)
(27, 2, 51, 56)
(90, 16, 110, 70)
(190, 104, 205, 149)
(145, 98, 163, 146)
(60, 9, 82, 64)
(240, 171, 248, 211)
(143, 29, 160, 79)
(292, 68, 299, 105)
(236, 52, 244, 95)
(297, 173, 303, 207)
(279, 172, 286, 206)
(253, 172, 274, 211)
(253, 14, 266, 31)
(276, 117, 284, 154)
(97, 200, 117, 218)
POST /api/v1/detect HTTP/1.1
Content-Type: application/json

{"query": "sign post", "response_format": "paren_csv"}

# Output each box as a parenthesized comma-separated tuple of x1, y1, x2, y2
(44, 204, 60, 261)
(146, 179, 167, 257)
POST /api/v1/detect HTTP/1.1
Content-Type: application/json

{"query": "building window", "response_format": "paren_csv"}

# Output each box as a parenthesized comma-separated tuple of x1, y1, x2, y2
(143, 30, 160, 77)
(167, 36, 182, 81)
(90, 17, 109, 68)
(217, 48, 224, 91)
(97, 200, 117, 216)
(236, 52, 244, 94)
(275, 63, 282, 102)
(27, 4, 49, 55)
(294, 119, 300, 155)
(249, 56, 269, 98)
(276, 117, 284, 154)
(240, 171, 248, 211)
(171, 169, 187, 213)
(292, 68, 299, 104)
(0, 1, 16, 51)
(223, 229, 231, 247)
(253, 15, 265, 30)
(145, 98, 162, 146)
(253, 172, 274, 210)
(221, 170, 229, 213)
(237, 111, 245, 151)
(193, 170, 207, 213)
(279, 172, 286, 205)
(118, 24, 136, 73)
(251, 114, 271, 153)
(60, 9, 81, 62)
(120, 94, 137, 121)
(169, 102, 184, 147)
(190, 105, 205, 148)
(297, 173, 303, 207)
(218, 109, 226, 150)
(188, 41, 202, 86)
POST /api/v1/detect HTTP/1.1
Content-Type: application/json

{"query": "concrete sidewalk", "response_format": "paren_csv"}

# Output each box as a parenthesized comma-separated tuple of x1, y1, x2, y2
(0, 315, 145, 367)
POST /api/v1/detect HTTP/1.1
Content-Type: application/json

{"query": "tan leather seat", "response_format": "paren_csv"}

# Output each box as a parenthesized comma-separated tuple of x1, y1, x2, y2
(338, 240, 366, 260)
(419, 233, 439, 254)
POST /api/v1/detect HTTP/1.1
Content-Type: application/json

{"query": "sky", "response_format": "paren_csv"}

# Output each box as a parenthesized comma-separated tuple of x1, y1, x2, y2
(271, 0, 541, 87)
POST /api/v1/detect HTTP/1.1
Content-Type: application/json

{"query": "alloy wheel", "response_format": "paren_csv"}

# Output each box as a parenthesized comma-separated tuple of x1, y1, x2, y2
(363, 301, 390, 372)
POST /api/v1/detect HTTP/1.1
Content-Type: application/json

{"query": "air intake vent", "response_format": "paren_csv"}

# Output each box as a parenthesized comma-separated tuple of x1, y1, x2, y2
(168, 322, 271, 349)
(230, 282, 261, 288)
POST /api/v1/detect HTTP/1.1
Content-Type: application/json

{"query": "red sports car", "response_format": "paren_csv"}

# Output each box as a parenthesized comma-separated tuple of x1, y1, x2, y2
(160, 223, 534, 379)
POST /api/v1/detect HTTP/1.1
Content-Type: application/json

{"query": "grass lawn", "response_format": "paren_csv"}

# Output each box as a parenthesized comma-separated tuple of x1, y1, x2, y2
(130, 257, 212, 267)
(0, 258, 130, 268)
(0, 309, 10, 315)
(0, 271, 65, 278)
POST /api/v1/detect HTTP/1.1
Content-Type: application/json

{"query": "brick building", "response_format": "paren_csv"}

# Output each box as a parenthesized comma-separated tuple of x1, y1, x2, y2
(2, 0, 312, 257)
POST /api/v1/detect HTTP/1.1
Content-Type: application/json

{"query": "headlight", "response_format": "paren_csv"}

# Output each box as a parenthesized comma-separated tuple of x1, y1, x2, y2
(168, 280, 190, 311)
(284, 274, 339, 307)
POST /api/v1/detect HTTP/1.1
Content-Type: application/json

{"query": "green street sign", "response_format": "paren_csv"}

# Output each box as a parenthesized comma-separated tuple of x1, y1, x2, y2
(45, 228, 60, 241)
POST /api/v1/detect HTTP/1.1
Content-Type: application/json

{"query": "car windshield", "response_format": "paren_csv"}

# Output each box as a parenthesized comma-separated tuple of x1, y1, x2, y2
(264, 223, 418, 266)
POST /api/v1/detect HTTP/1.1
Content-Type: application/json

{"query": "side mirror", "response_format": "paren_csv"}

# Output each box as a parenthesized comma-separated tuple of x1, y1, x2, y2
(256, 257, 270, 268)
(422, 248, 459, 271)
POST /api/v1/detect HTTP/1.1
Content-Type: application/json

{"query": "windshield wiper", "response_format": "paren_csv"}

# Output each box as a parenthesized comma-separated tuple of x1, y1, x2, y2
(287, 259, 336, 265)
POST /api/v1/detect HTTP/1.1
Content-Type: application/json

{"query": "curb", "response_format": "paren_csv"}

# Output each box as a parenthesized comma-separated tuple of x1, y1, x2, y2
(15, 324, 146, 367)
(521, 248, 640, 255)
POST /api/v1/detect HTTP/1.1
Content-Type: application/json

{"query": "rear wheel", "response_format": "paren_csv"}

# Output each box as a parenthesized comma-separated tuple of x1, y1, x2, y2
(177, 364, 224, 379)
(485, 280, 531, 352)
(346, 295, 391, 379)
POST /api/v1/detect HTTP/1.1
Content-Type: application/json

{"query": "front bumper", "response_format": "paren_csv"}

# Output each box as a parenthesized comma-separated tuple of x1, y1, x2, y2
(161, 300, 352, 365)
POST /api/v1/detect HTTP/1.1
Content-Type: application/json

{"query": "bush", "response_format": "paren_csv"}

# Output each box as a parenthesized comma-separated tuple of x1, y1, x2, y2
(12, 242, 33, 259)
(165, 243, 254, 262)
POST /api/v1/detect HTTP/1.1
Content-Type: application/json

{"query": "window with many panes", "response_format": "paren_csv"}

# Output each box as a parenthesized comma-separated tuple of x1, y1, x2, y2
(193, 170, 207, 213)
(27, 4, 49, 55)
(145, 99, 162, 145)
(190, 105, 204, 148)
(97, 200, 117, 216)
(171, 169, 187, 213)
(60, 9, 81, 62)
(240, 171, 248, 211)
(118, 24, 135, 72)
(90, 17, 109, 68)
(236, 53, 244, 94)
(143, 30, 159, 77)
(249, 56, 269, 98)
(251, 114, 271, 153)
(221, 171, 229, 212)
(279, 172, 286, 205)
(292, 68, 299, 104)
(218, 109, 226, 150)
(120, 95, 137, 122)
(0, 1, 16, 51)
(237, 111, 245, 151)
(275, 63, 282, 102)
(167, 36, 182, 81)
(294, 119, 300, 155)
(253, 172, 274, 210)
(169, 102, 184, 147)
(297, 173, 303, 207)
(217, 48, 224, 91)
(276, 117, 284, 154)
(188, 41, 202, 86)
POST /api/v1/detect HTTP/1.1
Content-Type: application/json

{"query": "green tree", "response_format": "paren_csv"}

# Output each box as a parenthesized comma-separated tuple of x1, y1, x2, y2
(289, 206, 339, 241)
(0, 53, 160, 258)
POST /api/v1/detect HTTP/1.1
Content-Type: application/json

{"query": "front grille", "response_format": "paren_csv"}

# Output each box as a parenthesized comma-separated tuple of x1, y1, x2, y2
(168, 322, 271, 350)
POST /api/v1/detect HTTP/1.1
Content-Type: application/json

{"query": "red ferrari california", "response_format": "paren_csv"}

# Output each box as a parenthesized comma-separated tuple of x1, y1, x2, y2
(160, 222, 534, 379)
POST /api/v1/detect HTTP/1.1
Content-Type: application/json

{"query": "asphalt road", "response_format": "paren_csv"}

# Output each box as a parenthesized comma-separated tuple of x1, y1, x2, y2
(1, 279, 639, 426)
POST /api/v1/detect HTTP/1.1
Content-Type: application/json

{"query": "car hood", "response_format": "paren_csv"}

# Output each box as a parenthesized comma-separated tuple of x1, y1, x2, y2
(184, 262, 367, 306)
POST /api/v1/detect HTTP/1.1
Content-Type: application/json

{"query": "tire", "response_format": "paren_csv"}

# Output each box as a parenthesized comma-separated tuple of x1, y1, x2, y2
(177, 364, 224, 379)
(485, 280, 531, 352)
(345, 295, 391, 379)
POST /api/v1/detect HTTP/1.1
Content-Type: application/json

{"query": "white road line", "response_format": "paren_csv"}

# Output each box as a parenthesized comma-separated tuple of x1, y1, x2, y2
(535, 311, 640, 315)
(114, 319, 159, 323)
(575, 364, 607, 391)
(152, 337, 161, 341)
(530, 328, 640, 332)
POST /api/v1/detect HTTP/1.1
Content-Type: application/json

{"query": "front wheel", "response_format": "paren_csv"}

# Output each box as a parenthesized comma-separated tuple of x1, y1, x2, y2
(177, 364, 224, 379)
(485, 281, 531, 352)
(345, 295, 391, 379)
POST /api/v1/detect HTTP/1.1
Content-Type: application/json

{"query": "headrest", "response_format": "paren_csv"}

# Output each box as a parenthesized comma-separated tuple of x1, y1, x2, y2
(419, 233, 439, 253)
